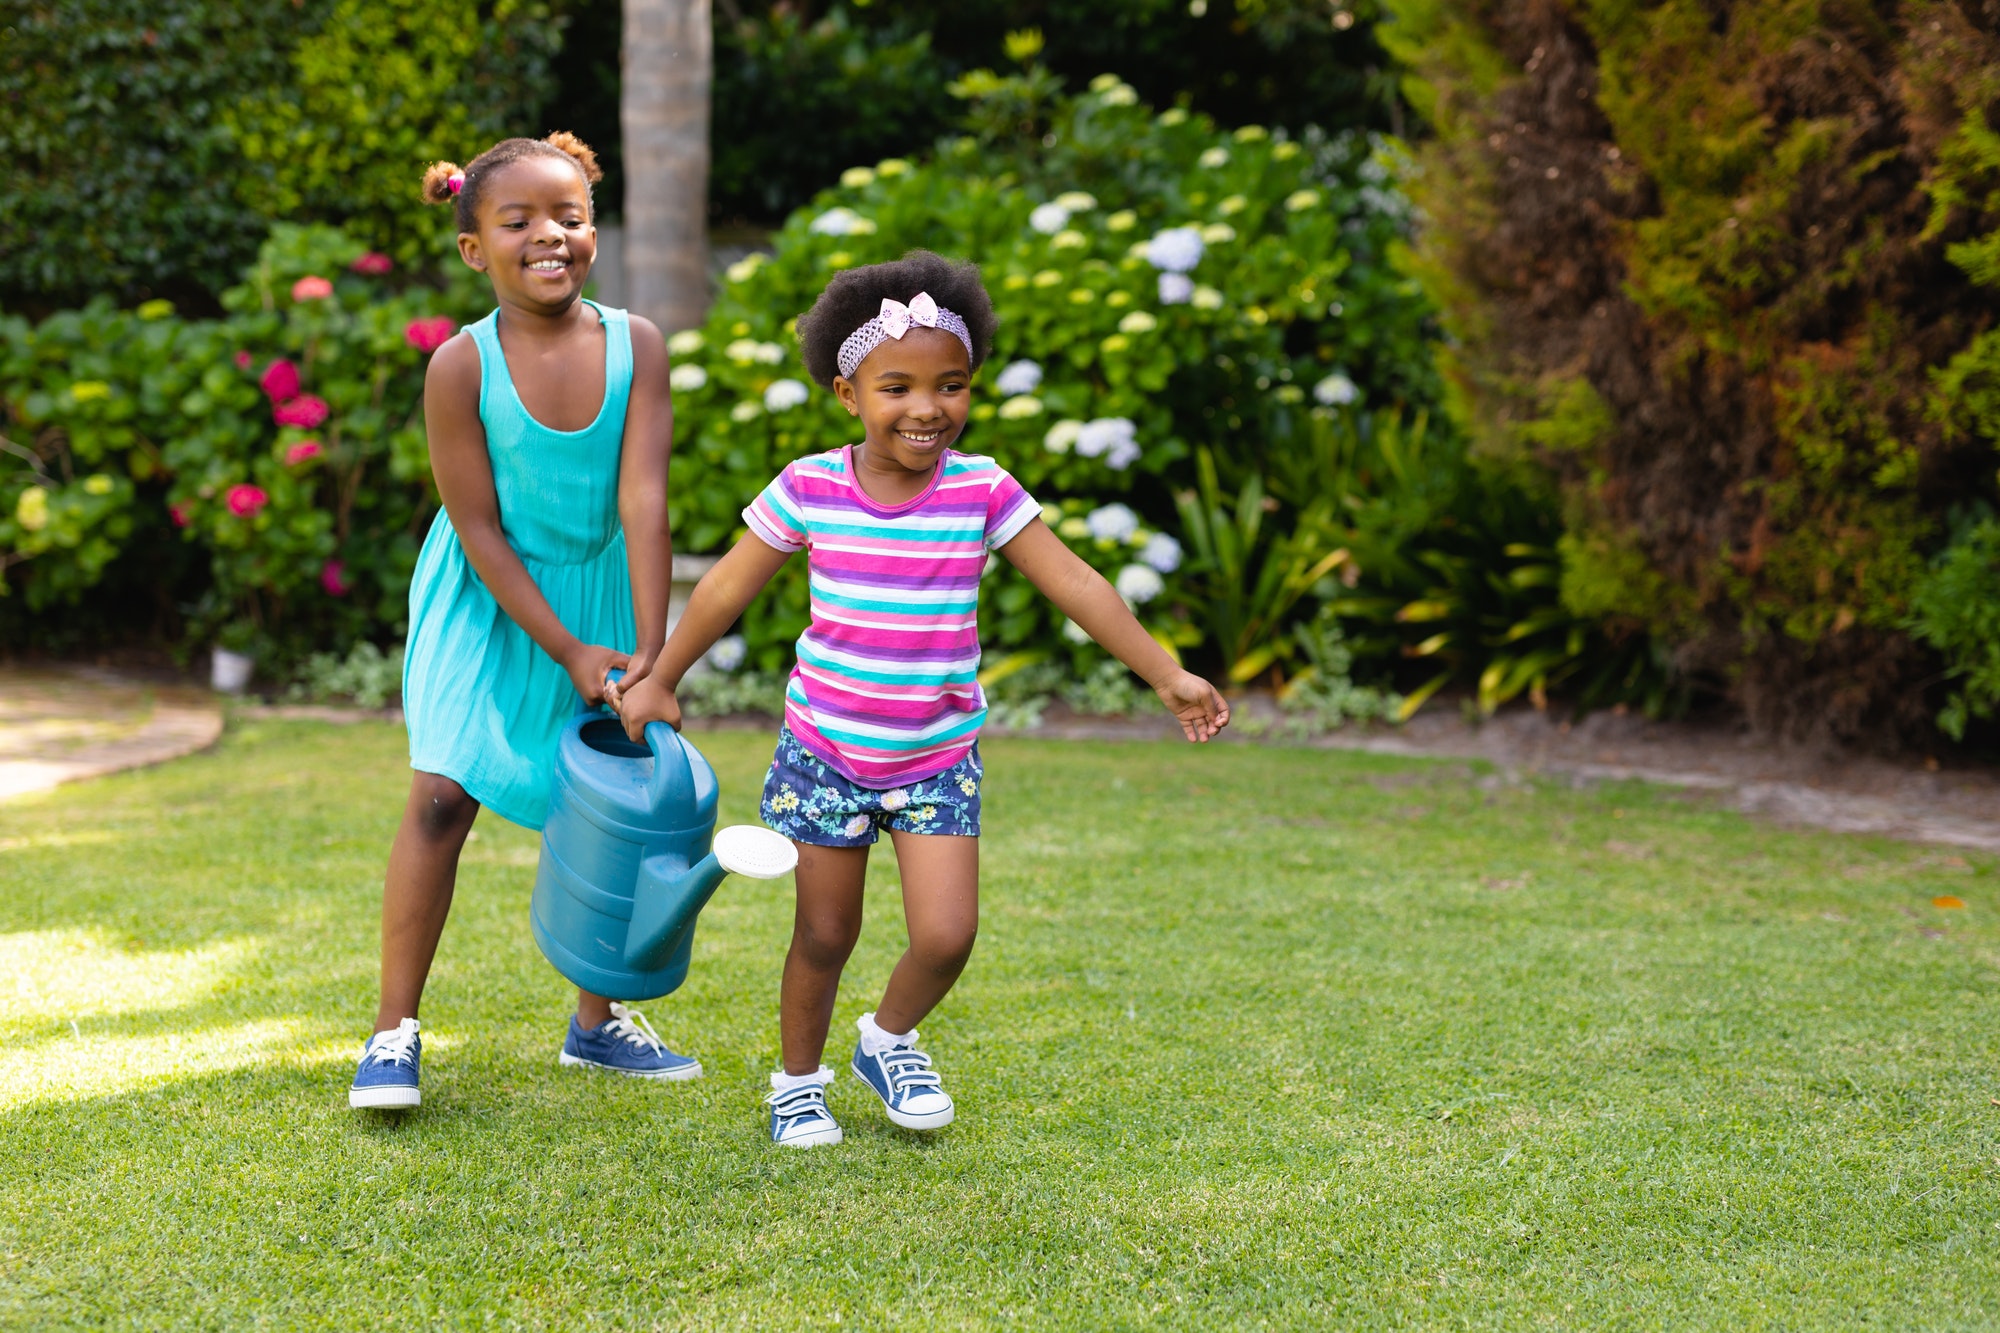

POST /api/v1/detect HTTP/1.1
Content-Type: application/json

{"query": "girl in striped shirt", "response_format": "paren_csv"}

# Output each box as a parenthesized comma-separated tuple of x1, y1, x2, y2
(614, 251, 1230, 1147)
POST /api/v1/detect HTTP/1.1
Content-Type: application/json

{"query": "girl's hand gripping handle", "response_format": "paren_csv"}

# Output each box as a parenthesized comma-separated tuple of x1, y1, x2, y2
(616, 670, 684, 739)
(564, 643, 632, 711)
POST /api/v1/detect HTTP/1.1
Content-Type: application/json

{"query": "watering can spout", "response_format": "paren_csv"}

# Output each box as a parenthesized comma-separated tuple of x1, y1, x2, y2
(623, 851, 727, 971)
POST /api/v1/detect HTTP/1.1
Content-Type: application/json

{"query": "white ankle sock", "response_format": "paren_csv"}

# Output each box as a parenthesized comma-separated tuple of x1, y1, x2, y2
(770, 1065, 833, 1093)
(857, 1011, 915, 1056)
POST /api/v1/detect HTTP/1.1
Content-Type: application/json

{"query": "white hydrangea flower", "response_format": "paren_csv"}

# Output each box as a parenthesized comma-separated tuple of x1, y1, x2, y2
(1140, 532, 1183, 573)
(1101, 84, 1138, 106)
(1075, 417, 1137, 459)
(1030, 202, 1072, 235)
(1198, 147, 1230, 168)
(1061, 618, 1092, 644)
(810, 207, 861, 235)
(1285, 188, 1322, 212)
(1314, 372, 1359, 406)
(1051, 229, 1089, 250)
(994, 360, 1043, 396)
(1144, 227, 1204, 273)
(997, 394, 1044, 419)
(667, 330, 704, 355)
(1233, 124, 1268, 142)
(840, 166, 876, 189)
(1086, 503, 1140, 542)
(1043, 420, 1084, 454)
(1054, 191, 1098, 212)
(1105, 437, 1142, 470)
(754, 342, 786, 365)
(1158, 108, 1188, 127)
(876, 157, 911, 176)
(764, 378, 809, 412)
(1158, 273, 1195, 305)
(730, 400, 763, 422)
(1218, 194, 1248, 216)
(725, 255, 764, 283)
(1272, 141, 1301, 161)
(1040, 503, 1064, 526)
(1115, 564, 1164, 604)
(1106, 209, 1138, 232)
(669, 363, 708, 391)
(1200, 223, 1237, 244)
(704, 634, 747, 673)
(1118, 311, 1158, 334)
(725, 338, 761, 364)
(1190, 285, 1224, 310)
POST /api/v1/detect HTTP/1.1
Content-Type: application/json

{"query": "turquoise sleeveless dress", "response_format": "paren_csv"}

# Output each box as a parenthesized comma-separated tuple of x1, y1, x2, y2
(402, 300, 636, 829)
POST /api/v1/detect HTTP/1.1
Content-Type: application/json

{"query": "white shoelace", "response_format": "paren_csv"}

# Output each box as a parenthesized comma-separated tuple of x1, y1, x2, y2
(880, 1046, 942, 1096)
(364, 1018, 420, 1067)
(604, 1002, 664, 1055)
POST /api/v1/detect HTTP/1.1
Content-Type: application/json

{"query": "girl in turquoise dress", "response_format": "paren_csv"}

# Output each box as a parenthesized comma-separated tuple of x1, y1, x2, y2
(349, 133, 692, 1110)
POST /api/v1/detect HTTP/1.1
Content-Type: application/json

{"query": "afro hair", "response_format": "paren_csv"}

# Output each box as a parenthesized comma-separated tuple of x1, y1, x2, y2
(795, 250, 997, 389)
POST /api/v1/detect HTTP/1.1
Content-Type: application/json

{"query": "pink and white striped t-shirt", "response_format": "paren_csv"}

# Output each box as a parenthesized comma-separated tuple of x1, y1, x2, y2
(741, 445, 1040, 788)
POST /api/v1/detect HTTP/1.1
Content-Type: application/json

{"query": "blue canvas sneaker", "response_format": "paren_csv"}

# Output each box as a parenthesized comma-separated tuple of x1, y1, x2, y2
(850, 1019, 954, 1130)
(766, 1073, 843, 1148)
(349, 1017, 422, 1110)
(559, 1002, 701, 1081)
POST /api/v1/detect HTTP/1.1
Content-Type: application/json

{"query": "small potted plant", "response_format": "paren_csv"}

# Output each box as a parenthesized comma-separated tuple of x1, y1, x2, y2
(211, 620, 258, 694)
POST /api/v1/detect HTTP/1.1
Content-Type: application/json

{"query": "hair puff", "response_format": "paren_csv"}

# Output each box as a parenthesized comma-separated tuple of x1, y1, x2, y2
(795, 250, 997, 389)
(418, 133, 602, 233)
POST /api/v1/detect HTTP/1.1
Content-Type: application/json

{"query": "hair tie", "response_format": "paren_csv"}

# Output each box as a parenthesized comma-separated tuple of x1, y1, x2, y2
(836, 292, 973, 379)
(447, 172, 465, 196)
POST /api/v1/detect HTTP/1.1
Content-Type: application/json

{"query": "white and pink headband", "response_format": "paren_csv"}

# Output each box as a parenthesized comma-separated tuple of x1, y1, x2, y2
(836, 292, 973, 379)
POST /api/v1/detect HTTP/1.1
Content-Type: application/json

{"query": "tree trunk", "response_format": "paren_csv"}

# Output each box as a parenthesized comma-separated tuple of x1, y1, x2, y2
(621, 0, 711, 332)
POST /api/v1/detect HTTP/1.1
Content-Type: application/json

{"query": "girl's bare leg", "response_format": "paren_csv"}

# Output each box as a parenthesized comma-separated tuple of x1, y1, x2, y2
(874, 832, 979, 1035)
(779, 841, 870, 1074)
(375, 771, 615, 1031)
(374, 773, 479, 1031)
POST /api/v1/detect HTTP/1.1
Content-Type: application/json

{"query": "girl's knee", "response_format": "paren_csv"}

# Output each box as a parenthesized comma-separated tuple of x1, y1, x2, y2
(409, 774, 477, 840)
(794, 913, 861, 971)
(912, 923, 976, 977)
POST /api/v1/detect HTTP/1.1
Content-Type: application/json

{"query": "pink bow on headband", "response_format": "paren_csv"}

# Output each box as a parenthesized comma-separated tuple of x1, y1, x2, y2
(878, 292, 942, 340)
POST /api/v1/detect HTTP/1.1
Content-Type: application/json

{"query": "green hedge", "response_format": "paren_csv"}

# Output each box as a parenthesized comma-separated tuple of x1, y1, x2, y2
(1379, 0, 2000, 742)
(0, 0, 562, 312)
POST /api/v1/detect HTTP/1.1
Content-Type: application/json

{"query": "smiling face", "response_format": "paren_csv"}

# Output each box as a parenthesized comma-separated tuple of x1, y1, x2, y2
(834, 327, 973, 481)
(456, 155, 596, 315)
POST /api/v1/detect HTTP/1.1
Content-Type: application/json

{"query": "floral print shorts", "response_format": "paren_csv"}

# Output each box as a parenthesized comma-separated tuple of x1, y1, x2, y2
(760, 727, 982, 846)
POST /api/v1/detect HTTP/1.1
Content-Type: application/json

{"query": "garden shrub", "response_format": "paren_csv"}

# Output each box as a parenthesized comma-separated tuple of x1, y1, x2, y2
(1378, 0, 2000, 742)
(0, 0, 562, 312)
(664, 69, 1446, 686)
(1, 225, 490, 666)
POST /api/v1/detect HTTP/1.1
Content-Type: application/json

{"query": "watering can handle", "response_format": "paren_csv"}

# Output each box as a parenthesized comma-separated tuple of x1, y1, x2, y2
(578, 669, 693, 806)
(579, 667, 680, 726)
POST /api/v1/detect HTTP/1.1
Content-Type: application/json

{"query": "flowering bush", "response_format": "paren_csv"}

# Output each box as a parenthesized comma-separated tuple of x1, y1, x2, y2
(665, 71, 1442, 676)
(0, 224, 491, 661)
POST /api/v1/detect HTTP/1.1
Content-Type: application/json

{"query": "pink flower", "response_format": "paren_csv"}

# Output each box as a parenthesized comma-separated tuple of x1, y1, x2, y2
(291, 275, 334, 301)
(234, 351, 253, 370)
(320, 560, 351, 597)
(226, 485, 268, 518)
(169, 502, 190, 527)
(259, 359, 300, 403)
(284, 439, 323, 466)
(274, 394, 329, 428)
(404, 316, 456, 354)
(349, 252, 393, 276)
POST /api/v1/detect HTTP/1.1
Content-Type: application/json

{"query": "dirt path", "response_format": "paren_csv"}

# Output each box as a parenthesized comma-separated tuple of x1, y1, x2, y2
(0, 666, 223, 802)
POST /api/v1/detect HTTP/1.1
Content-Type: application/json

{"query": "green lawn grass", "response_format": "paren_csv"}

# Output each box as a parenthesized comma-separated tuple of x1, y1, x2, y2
(2, 719, 1997, 1329)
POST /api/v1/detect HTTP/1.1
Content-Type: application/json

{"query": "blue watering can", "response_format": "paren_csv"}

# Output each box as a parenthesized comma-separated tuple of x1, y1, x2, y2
(530, 683, 796, 1001)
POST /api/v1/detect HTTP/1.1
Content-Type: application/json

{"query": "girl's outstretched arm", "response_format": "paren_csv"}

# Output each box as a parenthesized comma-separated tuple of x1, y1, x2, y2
(616, 315, 675, 686)
(998, 518, 1230, 742)
(424, 334, 628, 704)
(616, 531, 793, 741)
